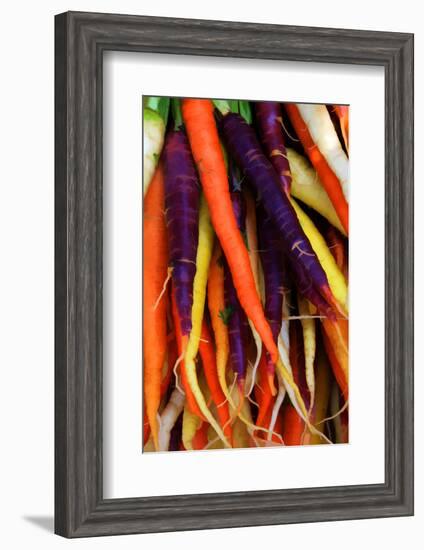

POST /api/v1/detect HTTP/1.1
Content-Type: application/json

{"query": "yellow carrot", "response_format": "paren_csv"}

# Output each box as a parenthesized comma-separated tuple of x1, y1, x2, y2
(291, 199, 348, 313)
(184, 195, 230, 448)
(287, 148, 346, 236)
(298, 296, 316, 412)
(182, 404, 202, 450)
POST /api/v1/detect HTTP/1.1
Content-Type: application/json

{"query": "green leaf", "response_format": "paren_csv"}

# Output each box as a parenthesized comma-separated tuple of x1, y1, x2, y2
(172, 98, 183, 130)
(238, 101, 252, 124)
(144, 96, 170, 124)
(218, 306, 234, 326)
(228, 99, 239, 113)
(213, 99, 231, 115)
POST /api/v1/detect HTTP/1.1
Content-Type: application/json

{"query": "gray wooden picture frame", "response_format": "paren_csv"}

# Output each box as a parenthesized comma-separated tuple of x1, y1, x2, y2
(55, 11, 414, 538)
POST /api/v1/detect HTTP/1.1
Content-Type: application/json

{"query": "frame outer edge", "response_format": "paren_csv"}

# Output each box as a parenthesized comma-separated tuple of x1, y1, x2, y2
(398, 33, 414, 514)
(54, 11, 69, 537)
(385, 33, 414, 514)
(54, 11, 414, 538)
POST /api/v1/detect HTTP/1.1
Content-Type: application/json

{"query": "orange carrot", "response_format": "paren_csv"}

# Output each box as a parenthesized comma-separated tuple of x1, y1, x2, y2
(207, 244, 232, 399)
(182, 99, 279, 365)
(208, 245, 267, 437)
(285, 103, 349, 234)
(199, 320, 232, 442)
(143, 163, 168, 450)
(171, 288, 206, 421)
(322, 319, 349, 401)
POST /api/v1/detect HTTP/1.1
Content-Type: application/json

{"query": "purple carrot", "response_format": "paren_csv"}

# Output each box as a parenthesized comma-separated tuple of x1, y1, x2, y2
(257, 205, 287, 383)
(255, 102, 292, 195)
(288, 259, 336, 321)
(257, 206, 286, 344)
(224, 264, 248, 387)
(219, 112, 336, 314)
(258, 203, 335, 321)
(163, 129, 200, 335)
(223, 190, 249, 389)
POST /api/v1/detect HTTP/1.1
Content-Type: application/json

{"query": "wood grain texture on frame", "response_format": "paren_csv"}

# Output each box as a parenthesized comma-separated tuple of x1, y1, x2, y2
(54, 11, 414, 538)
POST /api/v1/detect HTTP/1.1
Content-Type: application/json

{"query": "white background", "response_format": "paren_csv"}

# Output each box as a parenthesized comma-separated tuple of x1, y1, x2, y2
(104, 52, 385, 498)
(0, 0, 419, 548)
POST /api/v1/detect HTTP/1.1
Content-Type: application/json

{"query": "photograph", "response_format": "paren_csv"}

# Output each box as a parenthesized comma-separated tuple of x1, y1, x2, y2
(143, 97, 349, 452)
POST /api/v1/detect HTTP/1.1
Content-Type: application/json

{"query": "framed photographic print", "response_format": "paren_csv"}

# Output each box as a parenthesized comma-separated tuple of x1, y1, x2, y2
(55, 11, 414, 537)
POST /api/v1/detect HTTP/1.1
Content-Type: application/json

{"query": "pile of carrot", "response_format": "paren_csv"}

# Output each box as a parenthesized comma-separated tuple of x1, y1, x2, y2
(143, 97, 349, 452)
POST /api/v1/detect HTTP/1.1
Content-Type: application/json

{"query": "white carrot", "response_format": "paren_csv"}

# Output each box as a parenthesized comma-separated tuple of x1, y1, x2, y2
(295, 104, 349, 200)
(157, 389, 185, 451)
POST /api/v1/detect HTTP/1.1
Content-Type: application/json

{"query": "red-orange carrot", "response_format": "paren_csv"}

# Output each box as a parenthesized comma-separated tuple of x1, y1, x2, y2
(255, 352, 273, 428)
(171, 288, 206, 421)
(285, 103, 349, 234)
(192, 422, 210, 450)
(143, 402, 150, 445)
(143, 163, 168, 450)
(282, 403, 305, 446)
(199, 321, 232, 442)
(260, 399, 284, 444)
(182, 99, 279, 366)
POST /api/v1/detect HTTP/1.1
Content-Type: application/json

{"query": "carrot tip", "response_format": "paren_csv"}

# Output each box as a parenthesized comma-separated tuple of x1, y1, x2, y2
(236, 382, 245, 413)
(237, 378, 245, 395)
(267, 373, 277, 397)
